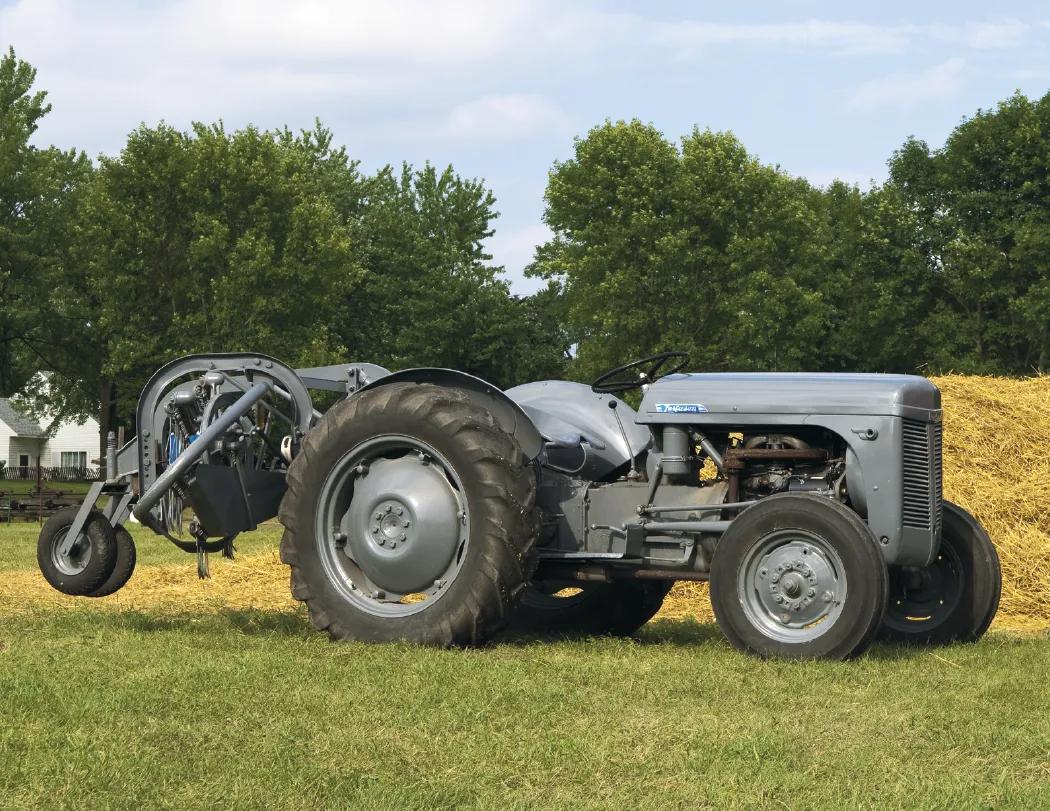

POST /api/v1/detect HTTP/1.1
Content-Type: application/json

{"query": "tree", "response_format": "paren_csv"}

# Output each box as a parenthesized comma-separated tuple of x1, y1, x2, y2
(342, 163, 568, 387)
(888, 92, 1050, 373)
(530, 120, 829, 380)
(0, 48, 91, 396)
(45, 121, 361, 454)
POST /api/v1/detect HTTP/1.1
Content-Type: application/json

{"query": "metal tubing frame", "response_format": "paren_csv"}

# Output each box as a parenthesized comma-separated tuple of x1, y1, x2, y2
(132, 381, 272, 527)
(641, 500, 755, 515)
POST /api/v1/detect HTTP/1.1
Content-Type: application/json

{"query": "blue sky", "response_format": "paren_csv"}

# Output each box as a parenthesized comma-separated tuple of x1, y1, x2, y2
(4, 1, 1050, 292)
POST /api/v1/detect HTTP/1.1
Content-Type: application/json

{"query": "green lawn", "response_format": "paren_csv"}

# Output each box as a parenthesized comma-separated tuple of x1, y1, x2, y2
(0, 479, 92, 496)
(0, 521, 281, 570)
(0, 522, 1048, 809)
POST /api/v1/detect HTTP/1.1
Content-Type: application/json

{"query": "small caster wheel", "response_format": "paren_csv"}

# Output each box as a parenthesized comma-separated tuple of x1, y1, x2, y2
(37, 506, 118, 596)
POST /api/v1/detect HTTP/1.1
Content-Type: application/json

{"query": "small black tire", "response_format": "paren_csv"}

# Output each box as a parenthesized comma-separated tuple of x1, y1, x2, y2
(87, 525, 137, 598)
(508, 579, 674, 636)
(37, 506, 118, 596)
(881, 501, 1001, 645)
(279, 382, 539, 647)
(710, 493, 888, 660)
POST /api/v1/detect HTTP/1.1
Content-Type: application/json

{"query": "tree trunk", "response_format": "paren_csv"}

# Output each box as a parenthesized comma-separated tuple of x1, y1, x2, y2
(98, 377, 117, 464)
(975, 301, 984, 362)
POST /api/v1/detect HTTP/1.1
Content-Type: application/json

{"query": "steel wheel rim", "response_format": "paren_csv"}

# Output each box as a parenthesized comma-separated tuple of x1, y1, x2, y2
(884, 542, 964, 632)
(50, 526, 89, 575)
(738, 529, 847, 643)
(315, 434, 469, 618)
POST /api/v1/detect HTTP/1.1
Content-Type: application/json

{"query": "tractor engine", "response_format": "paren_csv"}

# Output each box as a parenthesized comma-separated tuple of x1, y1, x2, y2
(731, 433, 846, 502)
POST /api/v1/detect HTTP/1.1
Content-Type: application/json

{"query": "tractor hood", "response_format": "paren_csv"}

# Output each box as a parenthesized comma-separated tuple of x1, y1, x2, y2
(638, 373, 940, 421)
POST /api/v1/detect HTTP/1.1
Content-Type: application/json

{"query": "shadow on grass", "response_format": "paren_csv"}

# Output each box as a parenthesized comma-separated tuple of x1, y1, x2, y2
(52, 607, 948, 661)
(496, 618, 726, 648)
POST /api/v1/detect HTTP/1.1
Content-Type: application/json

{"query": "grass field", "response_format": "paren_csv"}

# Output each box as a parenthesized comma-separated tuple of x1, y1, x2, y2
(0, 480, 92, 496)
(1, 523, 1048, 809)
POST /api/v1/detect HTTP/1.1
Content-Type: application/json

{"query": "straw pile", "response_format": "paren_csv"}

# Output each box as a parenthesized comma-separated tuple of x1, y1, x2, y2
(2, 375, 1047, 631)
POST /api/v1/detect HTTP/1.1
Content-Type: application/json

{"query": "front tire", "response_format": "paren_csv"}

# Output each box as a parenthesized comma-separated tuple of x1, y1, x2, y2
(881, 501, 1001, 644)
(37, 506, 118, 596)
(279, 382, 539, 647)
(710, 494, 888, 660)
(508, 579, 674, 636)
(87, 525, 137, 598)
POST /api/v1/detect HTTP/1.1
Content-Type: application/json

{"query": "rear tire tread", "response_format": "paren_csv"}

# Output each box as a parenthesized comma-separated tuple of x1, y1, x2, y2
(280, 382, 538, 647)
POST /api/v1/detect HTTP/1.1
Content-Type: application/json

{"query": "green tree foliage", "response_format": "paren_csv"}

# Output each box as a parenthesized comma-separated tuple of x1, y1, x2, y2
(531, 121, 829, 379)
(0, 48, 91, 396)
(342, 163, 567, 386)
(889, 92, 1050, 373)
(533, 110, 1050, 380)
(43, 121, 361, 450)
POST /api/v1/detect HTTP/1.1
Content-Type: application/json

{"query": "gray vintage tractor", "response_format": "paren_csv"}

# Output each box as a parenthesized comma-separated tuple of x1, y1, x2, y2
(37, 351, 1001, 659)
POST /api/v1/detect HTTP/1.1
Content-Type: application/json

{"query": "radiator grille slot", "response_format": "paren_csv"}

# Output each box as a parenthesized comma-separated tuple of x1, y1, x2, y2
(902, 418, 942, 533)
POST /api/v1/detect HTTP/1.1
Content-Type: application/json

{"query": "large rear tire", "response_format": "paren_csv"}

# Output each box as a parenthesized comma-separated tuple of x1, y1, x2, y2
(710, 494, 887, 660)
(279, 382, 539, 647)
(508, 579, 674, 636)
(881, 501, 1001, 645)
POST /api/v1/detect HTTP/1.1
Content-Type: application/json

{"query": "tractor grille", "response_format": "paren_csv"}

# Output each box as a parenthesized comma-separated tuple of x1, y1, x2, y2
(902, 418, 943, 535)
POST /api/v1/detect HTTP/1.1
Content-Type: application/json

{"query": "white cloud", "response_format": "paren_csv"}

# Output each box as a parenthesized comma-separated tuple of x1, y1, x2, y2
(442, 95, 572, 140)
(647, 17, 1032, 58)
(173, 0, 533, 66)
(846, 58, 966, 113)
(649, 19, 918, 56)
(0, 1, 1035, 156)
(951, 19, 1029, 49)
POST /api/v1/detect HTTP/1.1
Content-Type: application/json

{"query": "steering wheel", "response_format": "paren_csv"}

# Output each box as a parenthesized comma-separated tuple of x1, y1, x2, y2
(591, 351, 689, 394)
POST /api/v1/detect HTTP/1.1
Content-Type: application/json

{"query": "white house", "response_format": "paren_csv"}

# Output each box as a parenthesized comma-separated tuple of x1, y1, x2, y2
(0, 398, 100, 476)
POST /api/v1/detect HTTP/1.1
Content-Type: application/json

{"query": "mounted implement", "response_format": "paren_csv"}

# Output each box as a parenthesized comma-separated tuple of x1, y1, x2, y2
(37, 351, 1001, 659)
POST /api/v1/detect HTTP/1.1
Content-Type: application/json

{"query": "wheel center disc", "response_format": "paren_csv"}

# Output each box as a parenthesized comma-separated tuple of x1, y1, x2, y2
(52, 529, 90, 575)
(740, 531, 847, 642)
(343, 456, 463, 594)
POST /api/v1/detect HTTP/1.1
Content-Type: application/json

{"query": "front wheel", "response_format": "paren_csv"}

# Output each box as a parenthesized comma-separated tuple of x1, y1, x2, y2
(710, 494, 888, 660)
(881, 502, 1001, 645)
(37, 506, 118, 596)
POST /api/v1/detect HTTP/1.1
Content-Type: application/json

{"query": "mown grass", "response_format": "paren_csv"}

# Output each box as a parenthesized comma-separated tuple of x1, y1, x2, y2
(1, 523, 1048, 809)
(0, 480, 92, 496)
(0, 521, 280, 570)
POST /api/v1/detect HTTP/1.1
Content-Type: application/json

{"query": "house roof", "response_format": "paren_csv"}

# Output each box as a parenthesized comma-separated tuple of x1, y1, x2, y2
(0, 398, 45, 438)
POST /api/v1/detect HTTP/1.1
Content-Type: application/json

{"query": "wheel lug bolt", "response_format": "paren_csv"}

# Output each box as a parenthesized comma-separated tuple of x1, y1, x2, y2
(395, 506, 404, 516)
(371, 526, 379, 534)
(377, 537, 386, 546)
(399, 533, 407, 541)
(385, 505, 392, 513)
(374, 512, 383, 520)
(403, 520, 411, 528)
(823, 590, 834, 602)
(807, 588, 816, 598)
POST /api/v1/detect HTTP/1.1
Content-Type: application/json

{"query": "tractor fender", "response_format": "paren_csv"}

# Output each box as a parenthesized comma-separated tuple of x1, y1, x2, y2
(355, 368, 544, 461)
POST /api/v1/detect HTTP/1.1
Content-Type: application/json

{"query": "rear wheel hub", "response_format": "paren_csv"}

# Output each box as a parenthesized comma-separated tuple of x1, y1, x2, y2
(345, 457, 461, 594)
(315, 434, 470, 618)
